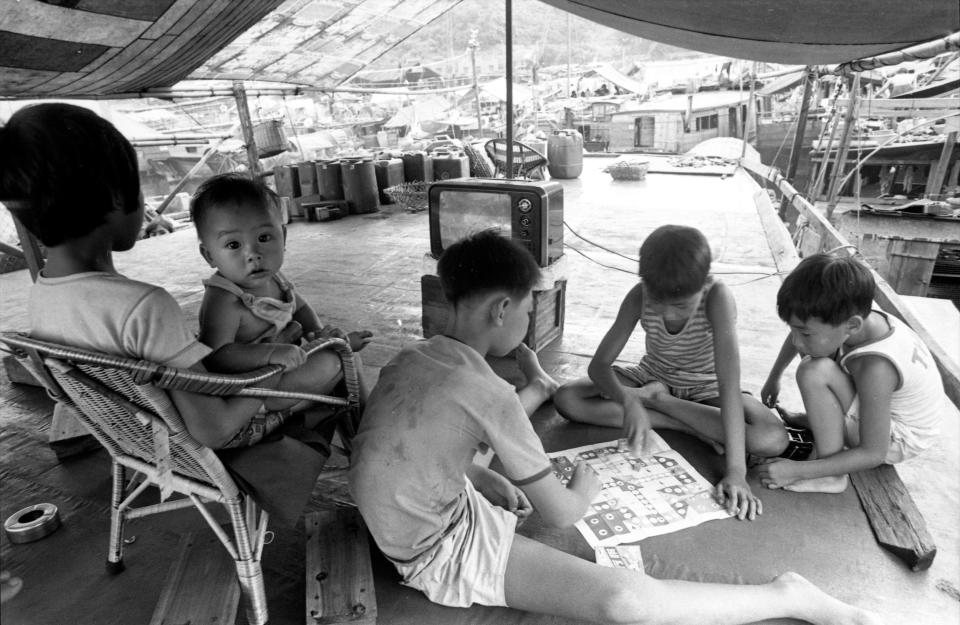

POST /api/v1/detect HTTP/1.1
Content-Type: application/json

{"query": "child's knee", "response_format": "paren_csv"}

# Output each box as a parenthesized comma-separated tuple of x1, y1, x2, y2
(552, 384, 580, 421)
(595, 577, 651, 624)
(795, 356, 842, 389)
(747, 421, 789, 457)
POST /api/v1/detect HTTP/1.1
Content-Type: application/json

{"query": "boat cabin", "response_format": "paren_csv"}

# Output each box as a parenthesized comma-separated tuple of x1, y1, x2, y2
(608, 91, 750, 153)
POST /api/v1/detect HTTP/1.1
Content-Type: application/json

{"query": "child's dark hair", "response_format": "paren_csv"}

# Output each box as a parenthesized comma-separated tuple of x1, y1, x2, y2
(777, 254, 875, 325)
(438, 229, 541, 305)
(191, 173, 282, 236)
(0, 103, 140, 247)
(638, 225, 711, 299)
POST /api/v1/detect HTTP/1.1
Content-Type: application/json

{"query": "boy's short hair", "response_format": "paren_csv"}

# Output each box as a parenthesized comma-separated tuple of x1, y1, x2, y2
(191, 173, 282, 237)
(0, 103, 140, 247)
(777, 254, 875, 325)
(638, 225, 711, 300)
(438, 229, 541, 305)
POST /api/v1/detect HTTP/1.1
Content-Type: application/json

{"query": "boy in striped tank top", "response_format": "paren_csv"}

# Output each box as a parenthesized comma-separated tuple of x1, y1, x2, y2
(758, 254, 945, 494)
(554, 225, 789, 521)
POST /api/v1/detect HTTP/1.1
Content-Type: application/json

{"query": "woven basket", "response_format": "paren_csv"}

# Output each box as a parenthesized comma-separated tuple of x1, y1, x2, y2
(385, 181, 430, 213)
(604, 160, 649, 181)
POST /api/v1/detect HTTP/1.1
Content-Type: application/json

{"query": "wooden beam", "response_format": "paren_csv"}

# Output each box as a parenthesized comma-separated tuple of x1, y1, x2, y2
(233, 81, 262, 178)
(925, 131, 958, 198)
(826, 74, 860, 218)
(305, 508, 377, 625)
(850, 464, 937, 571)
(780, 67, 814, 224)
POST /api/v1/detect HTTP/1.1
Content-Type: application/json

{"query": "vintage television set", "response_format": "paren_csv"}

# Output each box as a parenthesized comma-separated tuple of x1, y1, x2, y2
(428, 178, 564, 267)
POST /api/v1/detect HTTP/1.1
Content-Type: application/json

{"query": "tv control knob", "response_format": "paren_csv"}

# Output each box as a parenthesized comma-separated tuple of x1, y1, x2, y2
(519, 216, 531, 227)
(520, 229, 530, 238)
(517, 198, 532, 213)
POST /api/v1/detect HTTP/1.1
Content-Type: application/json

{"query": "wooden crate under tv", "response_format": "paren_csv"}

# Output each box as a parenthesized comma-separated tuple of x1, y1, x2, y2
(421, 275, 566, 352)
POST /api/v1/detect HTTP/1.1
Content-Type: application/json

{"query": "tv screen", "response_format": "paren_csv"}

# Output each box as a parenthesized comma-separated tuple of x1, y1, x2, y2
(437, 190, 512, 250)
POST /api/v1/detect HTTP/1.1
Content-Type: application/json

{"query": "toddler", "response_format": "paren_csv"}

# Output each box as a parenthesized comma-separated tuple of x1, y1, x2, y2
(191, 173, 372, 441)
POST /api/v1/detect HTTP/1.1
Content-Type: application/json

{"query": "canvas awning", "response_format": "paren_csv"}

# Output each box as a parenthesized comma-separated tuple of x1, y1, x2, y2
(539, 1, 959, 65)
(0, 0, 462, 98)
(1, 0, 957, 100)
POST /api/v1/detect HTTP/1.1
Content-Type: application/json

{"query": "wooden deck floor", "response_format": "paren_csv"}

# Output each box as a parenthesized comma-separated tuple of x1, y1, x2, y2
(1, 157, 958, 624)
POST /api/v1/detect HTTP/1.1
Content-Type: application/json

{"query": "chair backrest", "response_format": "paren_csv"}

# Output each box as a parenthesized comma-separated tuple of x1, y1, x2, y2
(483, 139, 547, 178)
(1, 332, 239, 496)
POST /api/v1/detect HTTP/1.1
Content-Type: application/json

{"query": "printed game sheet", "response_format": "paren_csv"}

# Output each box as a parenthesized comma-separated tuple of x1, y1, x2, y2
(549, 433, 732, 547)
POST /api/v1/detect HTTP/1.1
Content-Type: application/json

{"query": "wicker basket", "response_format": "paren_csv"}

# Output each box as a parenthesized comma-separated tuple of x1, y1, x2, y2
(604, 160, 650, 181)
(385, 181, 430, 213)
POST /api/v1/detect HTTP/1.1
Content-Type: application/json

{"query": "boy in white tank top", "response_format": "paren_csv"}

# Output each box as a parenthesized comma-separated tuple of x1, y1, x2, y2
(760, 254, 946, 493)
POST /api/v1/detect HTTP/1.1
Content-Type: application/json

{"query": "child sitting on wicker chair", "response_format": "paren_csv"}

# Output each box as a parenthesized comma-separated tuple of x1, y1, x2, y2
(189, 173, 373, 446)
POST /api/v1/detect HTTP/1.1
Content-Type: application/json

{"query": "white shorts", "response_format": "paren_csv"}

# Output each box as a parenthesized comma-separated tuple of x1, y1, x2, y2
(391, 480, 517, 608)
(843, 397, 933, 464)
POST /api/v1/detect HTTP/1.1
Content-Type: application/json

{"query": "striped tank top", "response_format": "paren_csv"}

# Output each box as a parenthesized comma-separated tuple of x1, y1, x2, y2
(638, 278, 717, 388)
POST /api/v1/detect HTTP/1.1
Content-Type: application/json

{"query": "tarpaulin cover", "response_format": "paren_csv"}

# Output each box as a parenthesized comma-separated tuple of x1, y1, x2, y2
(538, 0, 960, 65)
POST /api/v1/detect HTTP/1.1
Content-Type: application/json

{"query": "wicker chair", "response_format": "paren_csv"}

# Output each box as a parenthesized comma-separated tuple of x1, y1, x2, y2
(0, 332, 360, 625)
(483, 138, 548, 179)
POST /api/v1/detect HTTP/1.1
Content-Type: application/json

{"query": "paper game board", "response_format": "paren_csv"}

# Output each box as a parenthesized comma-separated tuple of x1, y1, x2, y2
(549, 433, 732, 547)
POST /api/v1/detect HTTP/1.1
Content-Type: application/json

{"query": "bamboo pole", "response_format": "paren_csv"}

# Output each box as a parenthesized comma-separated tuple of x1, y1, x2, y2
(505, 0, 514, 177)
(780, 67, 815, 223)
(232, 81, 262, 178)
(825, 73, 860, 219)
(469, 31, 483, 135)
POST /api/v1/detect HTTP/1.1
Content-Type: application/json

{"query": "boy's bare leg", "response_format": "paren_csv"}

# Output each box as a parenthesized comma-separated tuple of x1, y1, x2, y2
(782, 356, 856, 493)
(515, 344, 559, 416)
(503, 534, 880, 625)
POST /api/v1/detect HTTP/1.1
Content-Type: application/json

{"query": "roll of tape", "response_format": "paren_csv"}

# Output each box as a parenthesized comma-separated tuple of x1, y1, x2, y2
(4, 503, 61, 544)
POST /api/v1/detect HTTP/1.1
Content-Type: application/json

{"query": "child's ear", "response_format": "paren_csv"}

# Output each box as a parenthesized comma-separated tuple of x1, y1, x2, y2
(490, 295, 510, 326)
(198, 243, 215, 268)
(845, 314, 864, 335)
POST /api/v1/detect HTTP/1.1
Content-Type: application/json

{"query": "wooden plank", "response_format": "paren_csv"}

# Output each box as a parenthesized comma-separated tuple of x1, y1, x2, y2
(884, 239, 939, 296)
(850, 464, 937, 571)
(838, 97, 960, 119)
(149, 531, 241, 625)
(3, 354, 42, 387)
(305, 508, 377, 625)
(48, 402, 100, 459)
(925, 131, 958, 197)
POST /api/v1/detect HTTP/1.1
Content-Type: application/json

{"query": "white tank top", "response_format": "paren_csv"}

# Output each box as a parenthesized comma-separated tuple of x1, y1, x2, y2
(839, 311, 945, 448)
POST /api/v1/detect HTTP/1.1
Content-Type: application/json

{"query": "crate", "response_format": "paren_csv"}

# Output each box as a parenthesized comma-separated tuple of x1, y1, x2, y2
(421, 275, 566, 352)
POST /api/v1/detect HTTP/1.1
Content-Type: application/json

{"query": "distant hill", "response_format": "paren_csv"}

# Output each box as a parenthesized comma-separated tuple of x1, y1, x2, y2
(368, 0, 708, 77)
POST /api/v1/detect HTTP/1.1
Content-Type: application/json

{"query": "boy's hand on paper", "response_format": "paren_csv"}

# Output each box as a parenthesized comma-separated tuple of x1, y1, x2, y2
(266, 344, 307, 369)
(347, 330, 374, 352)
(568, 461, 601, 503)
(716, 474, 762, 521)
(621, 398, 651, 453)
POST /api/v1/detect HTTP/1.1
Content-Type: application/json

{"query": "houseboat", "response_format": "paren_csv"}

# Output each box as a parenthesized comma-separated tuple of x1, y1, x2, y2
(607, 90, 751, 153)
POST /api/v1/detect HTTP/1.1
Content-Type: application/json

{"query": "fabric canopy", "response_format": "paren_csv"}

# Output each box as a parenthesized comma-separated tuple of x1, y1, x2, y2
(0, 0, 286, 98)
(539, 1, 960, 65)
(0, 0, 461, 98)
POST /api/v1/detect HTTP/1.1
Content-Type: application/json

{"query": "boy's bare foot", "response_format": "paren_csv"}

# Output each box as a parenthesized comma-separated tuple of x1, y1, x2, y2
(515, 344, 559, 397)
(635, 380, 669, 401)
(783, 474, 849, 494)
(773, 571, 883, 625)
